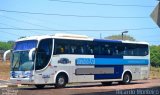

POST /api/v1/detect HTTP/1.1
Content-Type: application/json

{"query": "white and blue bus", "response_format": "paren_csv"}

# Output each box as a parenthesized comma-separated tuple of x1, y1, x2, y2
(3, 33, 150, 88)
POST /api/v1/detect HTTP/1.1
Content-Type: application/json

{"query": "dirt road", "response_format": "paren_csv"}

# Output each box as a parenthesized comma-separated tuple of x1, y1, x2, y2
(0, 79, 160, 95)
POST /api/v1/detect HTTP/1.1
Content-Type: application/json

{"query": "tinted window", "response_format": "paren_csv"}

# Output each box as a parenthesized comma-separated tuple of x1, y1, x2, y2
(36, 39, 53, 70)
(14, 40, 37, 51)
(54, 39, 148, 56)
(100, 42, 112, 55)
(54, 39, 85, 54)
(123, 43, 148, 56)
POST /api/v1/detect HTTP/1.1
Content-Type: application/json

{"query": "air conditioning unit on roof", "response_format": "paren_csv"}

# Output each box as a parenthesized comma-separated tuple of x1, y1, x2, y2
(54, 33, 89, 38)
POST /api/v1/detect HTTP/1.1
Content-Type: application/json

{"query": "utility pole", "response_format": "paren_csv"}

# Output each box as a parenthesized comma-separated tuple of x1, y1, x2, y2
(100, 33, 102, 39)
(122, 31, 128, 40)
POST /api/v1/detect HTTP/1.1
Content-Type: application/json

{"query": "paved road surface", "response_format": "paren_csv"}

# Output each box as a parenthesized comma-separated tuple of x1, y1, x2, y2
(0, 79, 160, 95)
(0, 80, 11, 86)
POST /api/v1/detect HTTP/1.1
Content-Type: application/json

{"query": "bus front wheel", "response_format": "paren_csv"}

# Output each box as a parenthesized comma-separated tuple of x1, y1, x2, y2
(55, 74, 67, 88)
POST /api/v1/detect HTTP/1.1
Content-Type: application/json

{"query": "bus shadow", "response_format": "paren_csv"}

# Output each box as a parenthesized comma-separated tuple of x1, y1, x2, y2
(16, 81, 147, 90)
(16, 86, 54, 90)
(66, 81, 146, 88)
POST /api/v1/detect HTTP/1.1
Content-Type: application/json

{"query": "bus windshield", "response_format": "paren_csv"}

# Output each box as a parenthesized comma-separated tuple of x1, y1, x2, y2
(11, 40, 37, 71)
(11, 51, 34, 71)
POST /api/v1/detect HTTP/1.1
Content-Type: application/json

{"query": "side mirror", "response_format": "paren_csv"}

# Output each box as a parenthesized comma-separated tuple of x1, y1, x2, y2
(29, 48, 36, 61)
(3, 50, 11, 63)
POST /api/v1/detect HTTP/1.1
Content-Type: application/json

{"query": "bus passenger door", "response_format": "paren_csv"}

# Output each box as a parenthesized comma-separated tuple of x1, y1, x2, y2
(34, 39, 53, 84)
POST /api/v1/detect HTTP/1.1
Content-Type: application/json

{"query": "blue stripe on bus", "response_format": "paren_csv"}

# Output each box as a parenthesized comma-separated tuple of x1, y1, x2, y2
(95, 58, 149, 65)
(76, 58, 149, 65)
(93, 39, 122, 43)
(94, 65, 123, 80)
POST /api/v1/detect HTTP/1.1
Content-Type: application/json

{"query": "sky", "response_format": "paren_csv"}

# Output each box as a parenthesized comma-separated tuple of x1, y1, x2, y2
(0, 0, 159, 45)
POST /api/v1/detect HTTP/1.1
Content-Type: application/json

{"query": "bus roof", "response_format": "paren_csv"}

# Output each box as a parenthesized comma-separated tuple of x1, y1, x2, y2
(16, 33, 149, 45)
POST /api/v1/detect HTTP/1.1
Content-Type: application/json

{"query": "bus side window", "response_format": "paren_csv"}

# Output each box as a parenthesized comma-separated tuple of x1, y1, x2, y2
(124, 47, 127, 56)
(64, 45, 69, 54)
(69, 40, 78, 54)
(76, 45, 85, 54)
(107, 49, 111, 55)
(92, 42, 100, 55)
(109, 47, 114, 55)
(139, 45, 148, 56)
(128, 45, 134, 56)
(89, 43, 94, 54)
(71, 46, 75, 54)
(80, 46, 84, 54)
(56, 45, 63, 54)
(100, 43, 109, 55)
(86, 44, 91, 54)
(117, 45, 125, 56)
(60, 47, 64, 53)
(114, 46, 119, 55)
(75, 41, 83, 54)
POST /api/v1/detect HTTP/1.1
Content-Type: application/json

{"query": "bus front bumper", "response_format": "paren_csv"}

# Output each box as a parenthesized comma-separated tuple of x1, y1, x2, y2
(10, 78, 35, 85)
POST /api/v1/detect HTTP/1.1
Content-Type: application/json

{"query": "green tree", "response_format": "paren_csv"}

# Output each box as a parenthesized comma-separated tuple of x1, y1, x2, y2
(0, 41, 14, 50)
(150, 45, 160, 67)
(105, 34, 136, 41)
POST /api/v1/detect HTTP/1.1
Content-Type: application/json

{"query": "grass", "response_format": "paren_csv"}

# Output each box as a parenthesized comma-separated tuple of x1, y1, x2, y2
(0, 61, 160, 80)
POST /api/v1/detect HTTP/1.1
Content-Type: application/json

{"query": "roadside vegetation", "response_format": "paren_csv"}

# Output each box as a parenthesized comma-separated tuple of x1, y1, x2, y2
(150, 66, 160, 79)
(0, 61, 10, 80)
(0, 41, 14, 50)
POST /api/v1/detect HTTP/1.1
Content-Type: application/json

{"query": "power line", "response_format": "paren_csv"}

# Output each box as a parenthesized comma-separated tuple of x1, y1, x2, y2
(0, 30, 20, 37)
(49, 0, 155, 7)
(0, 14, 74, 33)
(0, 27, 158, 31)
(0, 9, 149, 19)
(0, 27, 159, 43)
(0, 22, 24, 29)
(0, 22, 45, 35)
(0, 15, 49, 35)
(0, 23, 20, 36)
(0, 15, 51, 32)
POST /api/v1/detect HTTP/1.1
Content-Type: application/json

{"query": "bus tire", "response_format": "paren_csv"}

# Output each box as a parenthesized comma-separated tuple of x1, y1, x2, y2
(55, 74, 67, 88)
(35, 84, 45, 89)
(120, 72, 132, 84)
(101, 82, 112, 86)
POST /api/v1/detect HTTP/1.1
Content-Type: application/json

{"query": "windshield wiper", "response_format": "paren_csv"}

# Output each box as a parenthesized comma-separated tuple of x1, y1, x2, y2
(12, 58, 20, 71)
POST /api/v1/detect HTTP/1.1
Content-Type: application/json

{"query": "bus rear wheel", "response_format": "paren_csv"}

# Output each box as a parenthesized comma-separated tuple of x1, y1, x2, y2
(35, 84, 45, 89)
(120, 73, 132, 84)
(55, 74, 67, 88)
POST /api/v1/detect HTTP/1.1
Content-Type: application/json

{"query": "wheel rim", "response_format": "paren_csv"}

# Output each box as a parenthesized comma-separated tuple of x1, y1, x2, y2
(58, 77, 65, 85)
(124, 74, 130, 83)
